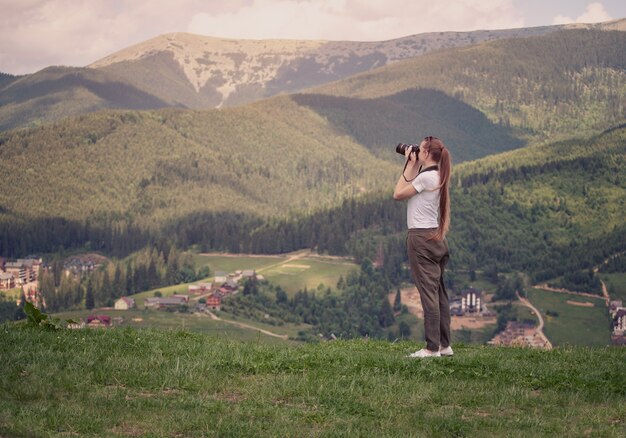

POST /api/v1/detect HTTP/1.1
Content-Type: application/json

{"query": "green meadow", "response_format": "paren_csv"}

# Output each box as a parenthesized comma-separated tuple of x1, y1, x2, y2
(54, 308, 304, 346)
(526, 288, 610, 347)
(1, 327, 624, 437)
(601, 272, 626, 302)
(194, 252, 357, 295)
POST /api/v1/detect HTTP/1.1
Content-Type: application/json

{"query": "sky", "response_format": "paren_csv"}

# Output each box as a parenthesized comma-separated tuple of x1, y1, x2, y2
(1, 0, 625, 75)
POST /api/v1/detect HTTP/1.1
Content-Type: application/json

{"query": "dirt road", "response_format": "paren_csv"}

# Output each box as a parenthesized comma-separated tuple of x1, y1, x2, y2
(203, 310, 289, 340)
(516, 292, 553, 349)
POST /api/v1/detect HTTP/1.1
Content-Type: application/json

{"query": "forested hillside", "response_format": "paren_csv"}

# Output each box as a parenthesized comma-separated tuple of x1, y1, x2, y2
(0, 72, 18, 90)
(0, 67, 171, 131)
(0, 97, 397, 228)
(292, 89, 524, 162)
(0, 76, 532, 232)
(2, 124, 624, 285)
(0, 27, 624, 289)
(313, 29, 626, 143)
(147, 125, 626, 283)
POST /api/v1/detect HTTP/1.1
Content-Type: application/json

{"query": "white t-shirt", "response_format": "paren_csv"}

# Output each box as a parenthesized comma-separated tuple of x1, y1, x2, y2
(407, 168, 440, 229)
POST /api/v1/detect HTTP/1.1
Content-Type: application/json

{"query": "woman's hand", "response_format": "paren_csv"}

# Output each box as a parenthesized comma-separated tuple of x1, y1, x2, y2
(405, 147, 418, 165)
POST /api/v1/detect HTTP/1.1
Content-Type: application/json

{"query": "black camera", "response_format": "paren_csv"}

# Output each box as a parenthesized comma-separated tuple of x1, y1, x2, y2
(396, 143, 420, 157)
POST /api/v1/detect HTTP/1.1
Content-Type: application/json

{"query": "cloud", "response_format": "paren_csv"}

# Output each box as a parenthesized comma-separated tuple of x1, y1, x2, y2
(1, 0, 524, 75)
(187, 0, 524, 41)
(553, 2, 612, 25)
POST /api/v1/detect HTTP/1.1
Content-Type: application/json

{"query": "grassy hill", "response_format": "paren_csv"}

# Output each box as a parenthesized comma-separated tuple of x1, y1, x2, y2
(448, 125, 626, 273)
(0, 82, 527, 230)
(0, 67, 171, 131)
(526, 288, 609, 346)
(0, 98, 396, 226)
(292, 89, 524, 163)
(1, 327, 624, 436)
(312, 29, 626, 143)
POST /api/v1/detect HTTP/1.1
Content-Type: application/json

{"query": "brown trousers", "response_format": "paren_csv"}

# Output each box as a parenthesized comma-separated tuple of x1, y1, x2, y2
(407, 229, 450, 352)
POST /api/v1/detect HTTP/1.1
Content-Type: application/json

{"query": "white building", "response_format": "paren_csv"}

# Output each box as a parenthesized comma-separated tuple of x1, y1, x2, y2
(114, 296, 136, 310)
(461, 288, 482, 313)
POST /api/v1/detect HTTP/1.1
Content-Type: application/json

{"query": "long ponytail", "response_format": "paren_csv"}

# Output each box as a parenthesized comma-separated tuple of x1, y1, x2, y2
(422, 138, 451, 240)
(433, 146, 451, 240)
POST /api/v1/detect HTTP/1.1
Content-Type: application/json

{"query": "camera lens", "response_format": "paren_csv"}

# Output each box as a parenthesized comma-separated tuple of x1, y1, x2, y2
(396, 143, 419, 156)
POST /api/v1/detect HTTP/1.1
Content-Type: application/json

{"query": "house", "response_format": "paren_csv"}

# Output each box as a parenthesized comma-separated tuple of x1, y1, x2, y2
(0, 272, 15, 290)
(613, 309, 626, 335)
(488, 321, 549, 349)
(219, 279, 239, 294)
(449, 300, 463, 317)
(214, 271, 227, 284)
(242, 270, 256, 280)
(172, 294, 189, 303)
(114, 296, 136, 310)
(67, 319, 86, 329)
(144, 296, 188, 310)
(86, 315, 111, 328)
(461, 288, 482, 313)
(609, 300, 623, 318)
(3, 258, 42, 285)
(4, 262, 26, 285)
(18, 258, 42, 282)
(188, 282, 212, 294)
(205, 292, 222, 311)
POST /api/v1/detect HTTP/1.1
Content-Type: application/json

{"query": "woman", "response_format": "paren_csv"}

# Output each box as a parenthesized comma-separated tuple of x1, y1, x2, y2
(393, 136, 452, 358)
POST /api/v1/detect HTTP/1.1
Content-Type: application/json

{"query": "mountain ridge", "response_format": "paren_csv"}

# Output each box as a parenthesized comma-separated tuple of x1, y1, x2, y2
(1, 19, 624, 132)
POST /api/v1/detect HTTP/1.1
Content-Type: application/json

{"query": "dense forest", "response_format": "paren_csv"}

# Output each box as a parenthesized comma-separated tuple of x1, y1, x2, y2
(2, 125, 624, 292)
(1, 28, 625, 326)
(17, 243, 208, 316)
(315, 29, 626, 142)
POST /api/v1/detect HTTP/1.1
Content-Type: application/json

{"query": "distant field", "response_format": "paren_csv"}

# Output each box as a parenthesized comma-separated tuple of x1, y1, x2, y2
(526, 288, 610, 347)
(450, 271, 498, 294)
(600, 272, 626, 302)
(196, 252, 357, 294)
(53, 308, 303, 345)
(192, 254, 285, 273)
(0, 288, 21, 301)
(128, 280, 211, 307)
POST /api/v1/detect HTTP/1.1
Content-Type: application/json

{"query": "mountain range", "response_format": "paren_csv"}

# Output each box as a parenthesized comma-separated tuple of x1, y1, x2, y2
(1, 19, 625, 131)
(0, 20, 625, 279)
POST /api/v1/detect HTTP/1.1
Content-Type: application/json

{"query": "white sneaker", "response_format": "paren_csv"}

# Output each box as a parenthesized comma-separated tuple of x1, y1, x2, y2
(439, 346, 454, 356)
(407, 348, 441, 358)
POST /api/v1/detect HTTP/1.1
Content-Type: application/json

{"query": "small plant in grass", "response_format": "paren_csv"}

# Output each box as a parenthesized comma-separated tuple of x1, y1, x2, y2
(22, 301, 76, 330)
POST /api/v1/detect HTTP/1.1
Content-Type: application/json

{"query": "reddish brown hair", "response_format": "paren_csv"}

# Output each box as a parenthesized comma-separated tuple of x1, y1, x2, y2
(422, 137, 451, 240)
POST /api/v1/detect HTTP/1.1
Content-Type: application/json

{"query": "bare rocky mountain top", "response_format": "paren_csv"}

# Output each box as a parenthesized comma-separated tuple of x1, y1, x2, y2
(87, 24, 587, 108)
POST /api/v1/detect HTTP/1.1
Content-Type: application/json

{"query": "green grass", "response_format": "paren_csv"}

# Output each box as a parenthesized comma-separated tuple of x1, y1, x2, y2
(0, 288, 22, 301)
(526, 288, 610, 347)
(600, 272, 626, 302)
(197, 253, 357, 294)
(128, 281, 210, 307)
(53, 309, 302, 346)
(192, 254, 285, 274)
(1, 327, 624, 437)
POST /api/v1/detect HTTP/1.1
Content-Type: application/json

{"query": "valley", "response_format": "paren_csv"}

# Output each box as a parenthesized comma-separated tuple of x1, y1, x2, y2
(1, 20, 625, 348)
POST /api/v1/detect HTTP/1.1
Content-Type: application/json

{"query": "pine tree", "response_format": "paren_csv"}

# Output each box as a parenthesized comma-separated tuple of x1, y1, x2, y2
(393, 288, 402, 312)
(113, 264, 123, 298)
(125, 260, 134, 294)
(101, 270, 112, 305)
(378, 298, 395, 328)
(398, 321, 412, 338)
(85, 278, 95, 310)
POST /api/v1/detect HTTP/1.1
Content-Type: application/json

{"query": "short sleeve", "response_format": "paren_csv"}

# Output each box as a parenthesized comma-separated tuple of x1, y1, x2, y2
(411, 173, 426, 193)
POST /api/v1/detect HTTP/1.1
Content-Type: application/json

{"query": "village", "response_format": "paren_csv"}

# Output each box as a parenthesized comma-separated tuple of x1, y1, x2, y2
(62, 268, 263, 329)
(1, 255, 625, 346)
